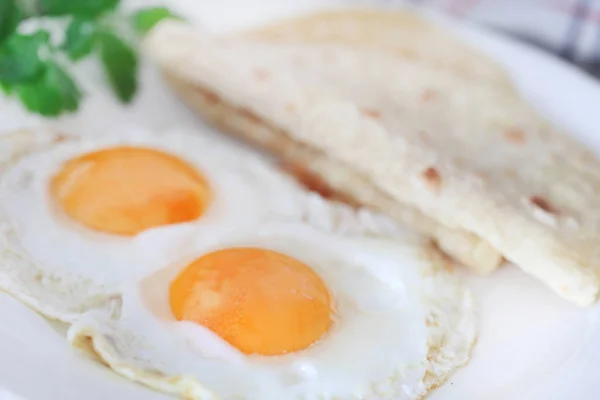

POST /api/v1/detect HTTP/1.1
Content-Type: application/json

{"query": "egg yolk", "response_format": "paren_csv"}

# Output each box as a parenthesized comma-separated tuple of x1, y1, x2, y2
(169, 248, 333, 356)
(50, 147, 210, 236)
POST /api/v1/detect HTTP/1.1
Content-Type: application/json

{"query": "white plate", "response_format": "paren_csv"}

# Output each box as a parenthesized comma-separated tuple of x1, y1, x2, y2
(1, 1, 600, 399)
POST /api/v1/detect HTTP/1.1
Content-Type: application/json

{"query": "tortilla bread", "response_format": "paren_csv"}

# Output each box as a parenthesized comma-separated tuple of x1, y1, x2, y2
(145, 18, 600, 306)
(146, 10, 507, 274)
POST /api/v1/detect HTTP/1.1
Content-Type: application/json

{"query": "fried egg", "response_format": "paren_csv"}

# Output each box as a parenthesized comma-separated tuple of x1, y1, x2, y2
(67, 221, 475, 400)
(0, 129, 476, 399)
(0, 127, 388, 320)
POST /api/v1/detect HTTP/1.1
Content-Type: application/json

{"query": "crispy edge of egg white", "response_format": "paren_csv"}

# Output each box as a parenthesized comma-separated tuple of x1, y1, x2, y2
(66, 236, 476, 400)
(0, 129, 122, 323)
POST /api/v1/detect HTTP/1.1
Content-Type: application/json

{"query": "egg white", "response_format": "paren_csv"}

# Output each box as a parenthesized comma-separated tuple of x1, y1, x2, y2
(68, 221, 476, 400)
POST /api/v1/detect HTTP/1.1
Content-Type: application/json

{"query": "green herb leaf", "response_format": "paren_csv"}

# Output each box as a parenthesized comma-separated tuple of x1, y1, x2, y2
(0, 80, 12, 95)
(132, 7, 181, 35)
(0, 0, 23, 44)
(46, 62, 81, 111)
(38, 0, 119, 17)
(0, 31, 50, 84)
(62, 17, 97, 60)
(98, 31, 137, 103)
(18, 62, 81, 116)
(1, 0, 150, 116)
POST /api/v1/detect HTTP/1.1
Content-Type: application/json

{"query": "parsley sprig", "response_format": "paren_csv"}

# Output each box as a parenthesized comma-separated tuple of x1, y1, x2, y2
(0, 0, 180, 117)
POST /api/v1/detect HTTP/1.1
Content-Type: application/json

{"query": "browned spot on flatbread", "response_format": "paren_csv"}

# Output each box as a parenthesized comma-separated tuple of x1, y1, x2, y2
(420, 89, 439, 103)
(280, 161, 361, 207)
(360, 108, 381, 119)
(422, 167, 442, 191)
(54, 133, 70, 143)
(475, 171, 489, 182)
(503, 128, 527, 145)
(429, 240, 456, 272)
(238, 107, 264, 125)
(285, 103, 296, 113)
(253, 68, 270, 81)
(530, 195, 559, 215)
(418, 131, 432, 145)
(396, 47, 417, 59)
(454, 157, 467, 168)
(196, 86, 221, 106)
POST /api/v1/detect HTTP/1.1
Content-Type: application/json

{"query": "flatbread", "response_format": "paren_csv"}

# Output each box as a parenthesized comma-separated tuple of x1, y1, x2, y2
(146, 11, 506, 275)
(145, 18, 600, 306)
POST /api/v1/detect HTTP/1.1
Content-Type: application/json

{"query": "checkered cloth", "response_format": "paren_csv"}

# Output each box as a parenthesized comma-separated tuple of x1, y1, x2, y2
(402, 0, 600, 77)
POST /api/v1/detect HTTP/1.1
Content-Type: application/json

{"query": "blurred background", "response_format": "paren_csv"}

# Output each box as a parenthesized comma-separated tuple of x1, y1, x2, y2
(385, 0, 600, 78)
(183, 0, 600, 79)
